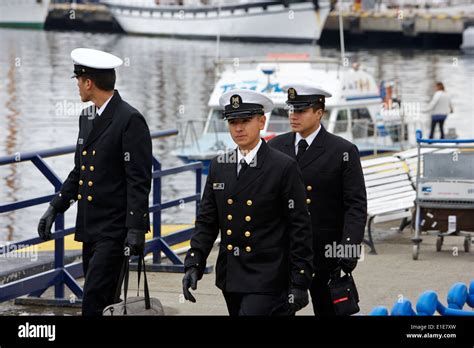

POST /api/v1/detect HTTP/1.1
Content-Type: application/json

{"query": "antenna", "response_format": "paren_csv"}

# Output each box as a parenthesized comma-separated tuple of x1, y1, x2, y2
(338, 0, 346, 66)
(215, 0, 222, 62)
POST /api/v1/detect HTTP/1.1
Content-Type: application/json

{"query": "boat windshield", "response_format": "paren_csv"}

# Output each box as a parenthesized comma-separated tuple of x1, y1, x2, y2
(206, 109, 228, 133)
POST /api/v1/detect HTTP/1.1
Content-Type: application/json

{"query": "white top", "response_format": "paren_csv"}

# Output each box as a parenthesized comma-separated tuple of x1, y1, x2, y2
(425, 90, 453, 115)
(294, 125, 321, 155)
(95, 94, 113, 117)
(219, 89, 274, 114)
(71, 48, 123, 69)
(237, 139, 262, 174)
(282, 83, 332, 98)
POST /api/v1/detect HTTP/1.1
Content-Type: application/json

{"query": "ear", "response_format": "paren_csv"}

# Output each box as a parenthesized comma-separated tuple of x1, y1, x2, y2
(259, 115, 266, 130)
(316, 108, 324, 121)
(84, 77, 94, 91)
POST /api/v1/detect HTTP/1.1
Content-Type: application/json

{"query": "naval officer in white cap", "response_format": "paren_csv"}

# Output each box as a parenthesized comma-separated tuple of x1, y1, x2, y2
(182, 89, 313, 316)
(37, 48, 153, 316)
(268, 84, 367, 316)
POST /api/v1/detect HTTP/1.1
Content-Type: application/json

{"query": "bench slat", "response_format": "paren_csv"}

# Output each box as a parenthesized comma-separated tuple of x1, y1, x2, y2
(366, 180, 413, 194)
(365, 174, 410, 188)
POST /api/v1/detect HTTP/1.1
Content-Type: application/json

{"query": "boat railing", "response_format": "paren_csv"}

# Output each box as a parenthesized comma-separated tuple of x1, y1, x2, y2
(0, 129, 205, 305)
(214, 55, 341, 75)
(176, 119, 207, 153)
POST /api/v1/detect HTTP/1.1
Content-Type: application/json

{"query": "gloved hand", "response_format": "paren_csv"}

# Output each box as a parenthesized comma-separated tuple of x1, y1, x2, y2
(125, 229, 146, 256)
(37, 204, 58, 241)
(288, 286, 309, 313)
(338, 257, 358, 274)
(182, 266, 199, 303)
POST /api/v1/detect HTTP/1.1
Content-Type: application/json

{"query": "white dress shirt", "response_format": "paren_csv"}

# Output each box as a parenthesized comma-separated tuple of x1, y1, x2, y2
(95, 94, 114, 117)
(294, 124, 321, 155)
(237, 139, 262, 175)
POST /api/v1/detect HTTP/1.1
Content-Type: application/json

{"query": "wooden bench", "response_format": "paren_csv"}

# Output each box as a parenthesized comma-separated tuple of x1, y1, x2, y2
(362, 155, 416, 254)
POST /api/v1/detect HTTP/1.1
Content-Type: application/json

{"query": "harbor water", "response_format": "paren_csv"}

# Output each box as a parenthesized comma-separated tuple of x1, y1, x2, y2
(0, 28, 473, 242)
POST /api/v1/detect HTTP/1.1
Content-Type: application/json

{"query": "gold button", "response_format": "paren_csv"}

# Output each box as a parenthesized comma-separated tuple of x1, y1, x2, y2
(245, 216, 251, 222)
(89, 166, 95, 172)
(246, 200, 252, 206)
(88, 181, 93, 187)
(79, 180, 83, 186)
(227, 244, 233, 251)
(227, 198, 233, 205)
(244, 231, 251, 238)
(77, 194, 82, 200)
(92, 150, 96, 156)
(82, 150, 87, 156)
(306, 198, 311, 204)
(87, 196, 93, 202)
(307, 186, 312, 191)
(245, 246, 251, 253)
(227, 214, 232, 221)
(81, 165, 85, 171)
(226, 229, 232, 236)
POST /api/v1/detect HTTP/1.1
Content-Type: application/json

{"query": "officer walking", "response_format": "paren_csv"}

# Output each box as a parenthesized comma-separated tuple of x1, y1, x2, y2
(268, 84, 367, 316)
(182, 90, 313, 316)
(37, 48, 152, 316)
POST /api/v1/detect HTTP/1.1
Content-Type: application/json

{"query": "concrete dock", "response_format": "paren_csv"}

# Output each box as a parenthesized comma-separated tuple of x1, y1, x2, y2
(321, 6, 474, 48)
(1, 221, 472, 316)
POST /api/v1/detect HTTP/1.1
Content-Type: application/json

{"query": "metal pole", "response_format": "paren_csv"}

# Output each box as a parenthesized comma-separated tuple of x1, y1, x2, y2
(215, 0, 222, 62)
(338, 0, 346, 66)
(152, 158, 162, 264)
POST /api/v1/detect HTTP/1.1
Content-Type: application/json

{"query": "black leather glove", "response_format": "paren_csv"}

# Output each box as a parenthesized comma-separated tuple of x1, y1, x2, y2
(288, 286, 309, 313)
(125, 229, 146, 256)
(182, 266, 199, 303)
(338, 257, 358, 274)
(37, 204, 58, 241)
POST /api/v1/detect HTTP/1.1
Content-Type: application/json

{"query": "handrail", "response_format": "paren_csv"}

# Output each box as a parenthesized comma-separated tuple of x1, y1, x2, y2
(0, 128, 203, 304)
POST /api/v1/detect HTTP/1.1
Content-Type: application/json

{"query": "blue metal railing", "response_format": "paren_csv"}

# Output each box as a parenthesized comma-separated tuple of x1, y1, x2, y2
(0, 129, 202, 303)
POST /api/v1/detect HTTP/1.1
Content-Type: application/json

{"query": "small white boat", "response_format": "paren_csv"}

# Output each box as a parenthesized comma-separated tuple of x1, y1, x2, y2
(102, 0, 330, 43)
(173, 54, 416, 174)
(0, 0, 50, 29)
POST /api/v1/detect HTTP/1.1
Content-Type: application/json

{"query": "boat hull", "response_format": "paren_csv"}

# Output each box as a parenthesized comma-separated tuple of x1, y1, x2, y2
(105, 1, 330, 42)
(0, 0, 50, 29)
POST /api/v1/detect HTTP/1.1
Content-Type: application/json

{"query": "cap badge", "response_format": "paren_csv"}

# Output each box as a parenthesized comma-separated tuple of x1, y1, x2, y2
(288, 88, 296, 100)
(231, 94, 241, 109)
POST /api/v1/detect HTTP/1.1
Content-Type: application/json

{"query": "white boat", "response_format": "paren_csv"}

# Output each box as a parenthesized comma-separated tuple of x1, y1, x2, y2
(0, 0, 50, 29)
(173, 54, 417, 174)
(102, 0, 330, 42)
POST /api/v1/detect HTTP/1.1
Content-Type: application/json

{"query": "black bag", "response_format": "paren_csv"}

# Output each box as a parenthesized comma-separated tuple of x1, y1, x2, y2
(103, 255, 164, 316)
(328, 269, 360, 316)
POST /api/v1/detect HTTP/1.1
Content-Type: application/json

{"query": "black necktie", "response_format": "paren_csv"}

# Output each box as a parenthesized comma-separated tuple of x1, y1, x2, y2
(238, 158, 249, 179)
(296, 139, 309, 162)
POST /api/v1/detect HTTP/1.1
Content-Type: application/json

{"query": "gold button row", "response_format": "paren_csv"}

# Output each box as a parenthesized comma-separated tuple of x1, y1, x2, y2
(77, 194, 93, 201)
(227, 199, 253, 206)
(82, 150, 96, 156)
(226, 244, 252, 253)
(225, 230, 251, 238)
(80, 165, 95, 171)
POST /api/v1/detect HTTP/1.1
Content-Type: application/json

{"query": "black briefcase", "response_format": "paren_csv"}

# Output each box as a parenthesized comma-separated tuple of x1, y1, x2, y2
(328, 271, 360, 316)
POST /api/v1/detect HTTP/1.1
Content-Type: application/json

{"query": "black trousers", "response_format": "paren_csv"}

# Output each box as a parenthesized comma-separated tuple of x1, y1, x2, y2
(429, 115, 447, 139)
(82, 237, 125, 316)
(223, 291, 291, 316)
(309, 271, 336, 316)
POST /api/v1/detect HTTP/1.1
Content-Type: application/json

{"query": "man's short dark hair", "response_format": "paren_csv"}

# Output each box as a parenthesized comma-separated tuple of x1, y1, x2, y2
(312, 102, 325, 112)
(81, 70, 116, 91)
